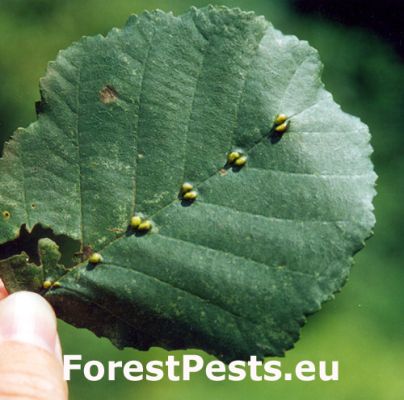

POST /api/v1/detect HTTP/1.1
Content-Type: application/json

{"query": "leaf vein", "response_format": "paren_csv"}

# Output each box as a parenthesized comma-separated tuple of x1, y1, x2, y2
(106, 262, 256, 324)
(247, 167, 374, 179)
(180, 22, 210, 185)
(157, 232, 319, 280)
(131, 27, 158, 215)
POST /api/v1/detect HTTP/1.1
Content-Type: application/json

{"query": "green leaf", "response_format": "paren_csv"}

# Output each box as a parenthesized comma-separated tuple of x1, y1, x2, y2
(0, 6, 376, 360)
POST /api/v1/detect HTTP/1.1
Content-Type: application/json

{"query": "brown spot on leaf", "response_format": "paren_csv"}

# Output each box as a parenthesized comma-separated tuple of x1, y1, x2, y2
(2, 211, 10, 220)
(219, 168, 228, 176)
(99, 85, 118, 104)
(74, 245, 94, 263)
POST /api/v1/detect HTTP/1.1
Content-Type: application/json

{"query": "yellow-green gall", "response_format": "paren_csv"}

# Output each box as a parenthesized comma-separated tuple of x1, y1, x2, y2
(130, 215, 142, 229)
(138, 220, 152, 232)
(274, 121, 289, 133)
(234, 156, 247, 167)
(183, 190, 198, 201)
(43, 280, 52, 290)
(89, 252, 103, 264)
(227, 151, 241, 163)
(53, 282, 62, 288)
(181, 182, 193, 193)
(274, 113, 287, 125)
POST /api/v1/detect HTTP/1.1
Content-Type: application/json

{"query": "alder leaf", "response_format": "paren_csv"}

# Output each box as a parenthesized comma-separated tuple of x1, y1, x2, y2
(0, 6, 376, 360)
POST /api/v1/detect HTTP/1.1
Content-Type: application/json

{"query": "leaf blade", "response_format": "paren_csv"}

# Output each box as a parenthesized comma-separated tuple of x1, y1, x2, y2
(0, 6, 376, 360)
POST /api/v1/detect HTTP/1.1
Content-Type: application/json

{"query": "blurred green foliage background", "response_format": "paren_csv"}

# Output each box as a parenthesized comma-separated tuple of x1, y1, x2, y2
(0, 1, 403, 399)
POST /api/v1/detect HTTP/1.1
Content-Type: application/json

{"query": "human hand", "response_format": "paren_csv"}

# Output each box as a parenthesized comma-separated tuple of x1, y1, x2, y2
(0, 280, 67, 399)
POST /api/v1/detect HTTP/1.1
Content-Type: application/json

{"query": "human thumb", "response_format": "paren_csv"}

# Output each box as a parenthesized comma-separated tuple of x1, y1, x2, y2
(0, 291, 67, 400)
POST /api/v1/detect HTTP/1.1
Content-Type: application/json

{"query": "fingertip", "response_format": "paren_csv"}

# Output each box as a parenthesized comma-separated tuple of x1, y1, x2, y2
(0, 291, 57, 355)
(0, 291, 66, 399)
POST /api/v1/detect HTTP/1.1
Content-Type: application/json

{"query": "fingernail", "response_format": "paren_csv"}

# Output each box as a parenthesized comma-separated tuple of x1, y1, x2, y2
(0, 291, 57, 354)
